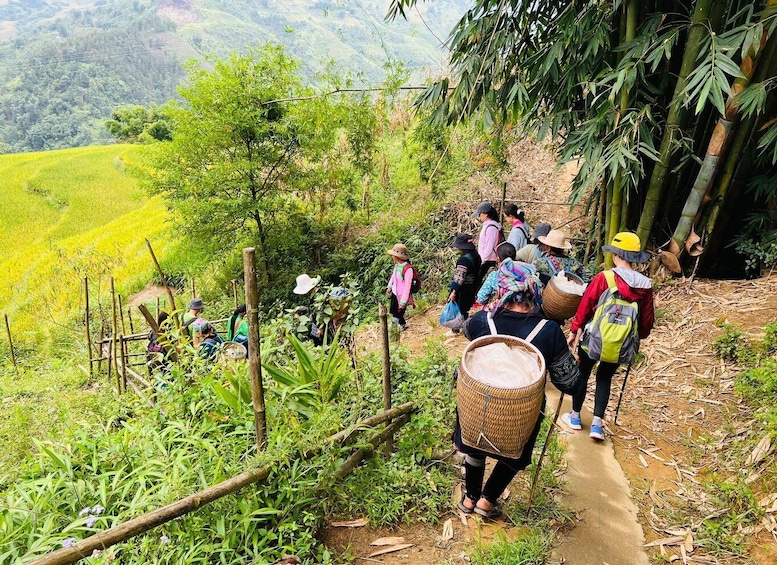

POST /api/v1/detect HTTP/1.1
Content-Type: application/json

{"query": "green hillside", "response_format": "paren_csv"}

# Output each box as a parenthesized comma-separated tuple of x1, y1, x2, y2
(0, 145, 170, 344)
(0, 0, 467, 152)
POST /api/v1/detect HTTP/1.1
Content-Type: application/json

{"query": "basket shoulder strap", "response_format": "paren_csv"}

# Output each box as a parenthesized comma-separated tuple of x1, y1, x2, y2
(524, 319, 547, 344)
(487, 312, 498, 335)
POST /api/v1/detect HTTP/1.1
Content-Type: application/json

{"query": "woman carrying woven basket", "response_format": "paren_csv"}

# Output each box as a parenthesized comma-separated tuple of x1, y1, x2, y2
(455, 260, 580, 519)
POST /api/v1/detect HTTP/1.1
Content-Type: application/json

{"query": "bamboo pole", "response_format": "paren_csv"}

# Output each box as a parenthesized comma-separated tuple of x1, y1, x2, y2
(110, 277, 120, 394)
(27, 466, 273, 565)
(118, 295, 127, 336)
(231, 279, 239, 309)
(330, 415, 411, 481)
(4, 313, 17, 372)
(190, 277, 196, 299)
(145, 239, 179, 329)
(243, 247, 266, 451)
(155, 296, 160, 319)
(127, 308, 135, 334)
(84, 277, 93, 377)
(120, 335, 128, 394)
(378, 303, 393, 456)
(526, 393, 565, 516)
(138, 305, 160, 334)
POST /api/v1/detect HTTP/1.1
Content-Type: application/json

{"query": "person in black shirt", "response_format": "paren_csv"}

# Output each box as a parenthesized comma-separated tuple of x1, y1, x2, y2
(447, 233, 482, 335)
(455, 259, 578, 519)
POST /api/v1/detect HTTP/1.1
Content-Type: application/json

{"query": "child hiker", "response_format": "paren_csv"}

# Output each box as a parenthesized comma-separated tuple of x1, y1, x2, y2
(386, 243, 415, 331)
(563, 232, 655, 441)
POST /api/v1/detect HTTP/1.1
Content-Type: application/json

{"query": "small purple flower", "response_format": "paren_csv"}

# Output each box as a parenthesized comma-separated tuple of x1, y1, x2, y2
(79, 507, 91, 517)
(91, 505, 105, 515)
(62, 537, 77, 548)
(86, 515, 98, 528)
(160, 534, 170, 544)
(91, 550, 101, 558)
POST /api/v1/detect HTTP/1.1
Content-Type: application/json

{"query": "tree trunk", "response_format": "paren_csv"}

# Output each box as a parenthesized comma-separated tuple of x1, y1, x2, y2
(635, 0, 718, 248)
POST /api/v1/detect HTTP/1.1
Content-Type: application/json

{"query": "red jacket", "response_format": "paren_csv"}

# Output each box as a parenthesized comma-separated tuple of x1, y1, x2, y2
(569, 268, 654, 339)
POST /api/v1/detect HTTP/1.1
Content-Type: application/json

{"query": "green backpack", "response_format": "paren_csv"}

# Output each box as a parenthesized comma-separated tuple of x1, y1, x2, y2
(581, 270, 640, 364)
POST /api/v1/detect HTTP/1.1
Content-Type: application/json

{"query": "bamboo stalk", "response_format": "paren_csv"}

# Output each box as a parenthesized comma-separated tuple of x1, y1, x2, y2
(635, 0, 718, 247)
(378, 303, 393, 456)
(4, 313, 17, 372)
(190, 277, 196, 299)
(110, 277, 120, 394)
(243, 247, 266, 451)
(27, 466, 273, 565)
(117, 295, 126, 336)
(330, 415, 411, 482)
(84, 277, 93, 377)
(137, 305, 160, 334)
(121, 336, 128, 394)
(231, 279, 239, 309)
(145, 239, 179, 329)
(127, 308, 135, 334)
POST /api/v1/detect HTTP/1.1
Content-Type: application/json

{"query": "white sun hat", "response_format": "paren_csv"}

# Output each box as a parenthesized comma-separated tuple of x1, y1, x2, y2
(293, 273, 321, 295)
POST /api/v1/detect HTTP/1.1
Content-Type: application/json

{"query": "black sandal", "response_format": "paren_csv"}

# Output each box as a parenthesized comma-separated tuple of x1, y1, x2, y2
(456, 498, 475, 514)
(473, 504, 502, 520)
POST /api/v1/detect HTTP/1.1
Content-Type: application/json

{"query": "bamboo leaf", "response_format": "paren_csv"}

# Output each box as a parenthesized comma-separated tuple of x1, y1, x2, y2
(715, 53, 745, 79)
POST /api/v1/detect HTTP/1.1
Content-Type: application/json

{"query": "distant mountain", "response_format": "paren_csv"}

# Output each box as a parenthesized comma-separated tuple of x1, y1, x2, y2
(0, 0, 467, 153)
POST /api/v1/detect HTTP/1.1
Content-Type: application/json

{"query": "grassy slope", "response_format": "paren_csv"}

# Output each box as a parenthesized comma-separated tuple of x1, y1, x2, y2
(0, 145, 170, 346)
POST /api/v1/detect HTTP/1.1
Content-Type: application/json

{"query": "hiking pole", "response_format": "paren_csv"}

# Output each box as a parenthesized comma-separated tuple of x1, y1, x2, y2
(526, 392, 564, 517)
(613, 361, 633, 426)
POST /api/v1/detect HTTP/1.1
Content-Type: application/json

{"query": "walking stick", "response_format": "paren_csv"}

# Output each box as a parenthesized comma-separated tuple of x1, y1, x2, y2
(526, 392, 564, 517)
(613, 360, 633, 426)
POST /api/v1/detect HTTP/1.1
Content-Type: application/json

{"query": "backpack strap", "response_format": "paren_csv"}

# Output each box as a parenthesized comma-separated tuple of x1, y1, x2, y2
(525, 319, 548, 344)
(487, 312, 498, 336)
(545, 256, 558, 275)
(401, 262, 412, 281)
(603, 269, 618, 292)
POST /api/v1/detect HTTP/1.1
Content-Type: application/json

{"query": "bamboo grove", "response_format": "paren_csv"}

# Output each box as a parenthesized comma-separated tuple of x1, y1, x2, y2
(389, 0, 777, 275)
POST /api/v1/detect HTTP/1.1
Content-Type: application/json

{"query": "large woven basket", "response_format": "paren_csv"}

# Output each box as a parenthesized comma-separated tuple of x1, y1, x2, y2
(457, 335, 546, 458)
(542, 272, 585, 321)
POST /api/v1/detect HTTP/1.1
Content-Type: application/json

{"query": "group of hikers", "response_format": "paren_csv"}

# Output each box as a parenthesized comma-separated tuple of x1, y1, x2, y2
(386, 201, 654, 519)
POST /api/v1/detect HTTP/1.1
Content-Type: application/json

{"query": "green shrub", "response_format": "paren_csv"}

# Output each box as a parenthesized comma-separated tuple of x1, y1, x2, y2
(711, 325, 744, 362)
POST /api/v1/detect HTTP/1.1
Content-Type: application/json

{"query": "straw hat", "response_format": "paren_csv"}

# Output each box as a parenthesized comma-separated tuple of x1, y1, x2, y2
(602, 232, 651, 263)
(537, 229, 572, 251)
(387, 243, 409, 261)
(293, 273, 320, 295)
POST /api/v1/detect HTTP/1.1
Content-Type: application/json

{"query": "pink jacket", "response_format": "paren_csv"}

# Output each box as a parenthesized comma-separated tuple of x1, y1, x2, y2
(388, 263, 416, 307)
(478, 220, 501, 263)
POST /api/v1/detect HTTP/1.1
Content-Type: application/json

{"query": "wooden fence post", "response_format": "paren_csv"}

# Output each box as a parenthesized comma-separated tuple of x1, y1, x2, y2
(120, 335, 128, 394)
(378, 303, 393, 455)
(243, 248, 266, 451)
(118, 294, 127, 336)
(110, 277, 121, 394)
(231, 279, 239, 309)
(127, 307, 135, 334)
(4, 313, 17, 372)
(84, 276, 93, 377)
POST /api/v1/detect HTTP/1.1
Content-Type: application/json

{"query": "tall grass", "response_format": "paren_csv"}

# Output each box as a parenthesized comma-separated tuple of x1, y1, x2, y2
(0, 145, 171, 349)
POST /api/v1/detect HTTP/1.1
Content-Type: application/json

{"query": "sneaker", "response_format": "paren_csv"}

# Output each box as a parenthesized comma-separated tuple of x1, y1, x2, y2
(589, 424, 605, 441)
(561, 412, 582, 431)
(400, 324, 409, 332)
(444, 329, 460, 338)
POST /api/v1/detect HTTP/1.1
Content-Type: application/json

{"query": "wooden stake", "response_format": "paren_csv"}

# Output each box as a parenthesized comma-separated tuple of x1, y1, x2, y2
(120, 335, 128, 394)
(118, 294, 127, 336)
(231, 279, 239, 309)
(110, 277, 121, 394)
(190, 277, 196, 298)
(243, 247, 266, 451)
(156, 296, 160, 319)
(378, 303, 393, 456)
(4, 313, 17, 372)
(84, 277, 93, 377)
(500, 180, 507, 224)
(127, 308, 135, 334)
(145, 239, 179, 328)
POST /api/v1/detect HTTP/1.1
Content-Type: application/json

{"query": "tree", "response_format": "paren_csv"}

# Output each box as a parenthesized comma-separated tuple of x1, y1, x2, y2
(105, 104, 173, 143)
(145, 45, 380, 287)
(388, 0, 777, 274)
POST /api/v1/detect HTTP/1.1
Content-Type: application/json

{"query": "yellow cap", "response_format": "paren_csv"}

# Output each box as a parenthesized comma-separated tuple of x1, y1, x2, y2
(610, 232, 641, 252)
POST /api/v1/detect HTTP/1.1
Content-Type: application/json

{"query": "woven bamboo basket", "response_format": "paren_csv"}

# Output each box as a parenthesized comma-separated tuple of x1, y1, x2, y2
(542, 272, 585, 321)
(457, 335, 546, 458)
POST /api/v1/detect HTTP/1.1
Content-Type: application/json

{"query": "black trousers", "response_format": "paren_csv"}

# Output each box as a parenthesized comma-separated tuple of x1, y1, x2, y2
(571, 347, 620, 418)
(389, 294, 406, 327)
(478, 260, 497, 289)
